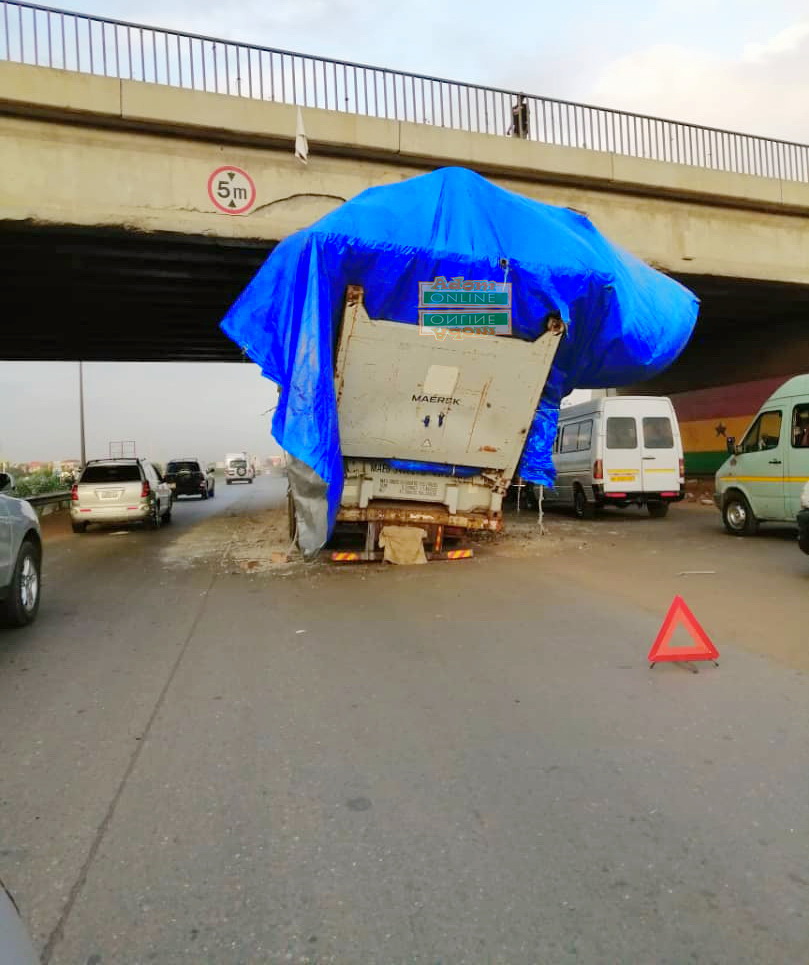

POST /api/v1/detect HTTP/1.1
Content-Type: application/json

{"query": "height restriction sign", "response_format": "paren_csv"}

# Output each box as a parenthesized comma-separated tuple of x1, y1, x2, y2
(207, 166, 257, 215)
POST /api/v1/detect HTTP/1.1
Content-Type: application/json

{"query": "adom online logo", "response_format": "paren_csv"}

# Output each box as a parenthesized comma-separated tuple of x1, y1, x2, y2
(418, 277, 512, 339)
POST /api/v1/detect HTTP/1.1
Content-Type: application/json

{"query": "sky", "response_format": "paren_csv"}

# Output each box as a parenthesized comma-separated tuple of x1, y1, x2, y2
(0, 363, 280, 466)
(2, 0, 807, 462)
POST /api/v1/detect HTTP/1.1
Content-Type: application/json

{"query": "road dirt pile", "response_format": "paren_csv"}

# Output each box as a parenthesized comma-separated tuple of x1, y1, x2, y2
(160, 503, 583, 574)
(161, 504, 304, 574)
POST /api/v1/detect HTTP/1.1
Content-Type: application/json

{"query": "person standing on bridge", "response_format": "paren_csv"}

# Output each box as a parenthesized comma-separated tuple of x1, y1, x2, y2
(509, 95, 529, 139)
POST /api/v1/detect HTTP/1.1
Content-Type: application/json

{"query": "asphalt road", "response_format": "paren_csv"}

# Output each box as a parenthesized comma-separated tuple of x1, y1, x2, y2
(1, 476, 807, 964)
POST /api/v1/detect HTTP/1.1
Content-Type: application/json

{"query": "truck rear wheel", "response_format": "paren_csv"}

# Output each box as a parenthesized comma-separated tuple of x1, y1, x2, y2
(647, 501, 669, 518)
(722, 491, 758, 536)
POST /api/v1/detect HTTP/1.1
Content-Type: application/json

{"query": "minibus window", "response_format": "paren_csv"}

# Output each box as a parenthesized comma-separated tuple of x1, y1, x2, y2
(606, 417, 637, 449)
(560, 424, 579, 453)
(642, 417, 674, 449)
(792, 406, 809, 448)
(577, 420, 593, 451)
(741, 411, 782, 453)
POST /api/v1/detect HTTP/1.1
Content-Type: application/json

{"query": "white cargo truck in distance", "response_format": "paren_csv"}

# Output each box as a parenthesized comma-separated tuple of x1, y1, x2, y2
(318, 285, 565, 560)
(224, 452, 255, 484)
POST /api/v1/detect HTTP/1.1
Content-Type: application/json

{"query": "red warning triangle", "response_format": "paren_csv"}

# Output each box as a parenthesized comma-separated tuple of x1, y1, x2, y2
(648, 595, 719, 663)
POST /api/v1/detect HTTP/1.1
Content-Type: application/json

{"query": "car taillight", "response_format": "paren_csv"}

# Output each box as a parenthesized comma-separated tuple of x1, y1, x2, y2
(71, 484, 78, 501)
(593, 459, 603, 480)
(679, 458, 684, 478)
(141, 480, 151, 498)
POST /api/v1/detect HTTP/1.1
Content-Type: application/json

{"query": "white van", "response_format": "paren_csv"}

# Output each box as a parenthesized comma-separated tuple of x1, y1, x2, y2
(541, 396, 684, 518)
(714, 374, 809, 535)
(224, 452, 255, 485)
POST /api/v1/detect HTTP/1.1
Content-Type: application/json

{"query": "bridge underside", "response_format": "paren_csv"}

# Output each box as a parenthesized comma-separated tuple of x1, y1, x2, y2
(2, 222, 269, 363)
(3, 221, 808, 395)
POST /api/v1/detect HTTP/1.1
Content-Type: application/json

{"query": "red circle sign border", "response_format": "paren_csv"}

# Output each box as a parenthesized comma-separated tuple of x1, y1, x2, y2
(207, 165, 257, 215)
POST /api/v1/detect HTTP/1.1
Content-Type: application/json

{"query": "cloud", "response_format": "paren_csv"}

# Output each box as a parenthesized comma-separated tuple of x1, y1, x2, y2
(591, 19, 809, 143)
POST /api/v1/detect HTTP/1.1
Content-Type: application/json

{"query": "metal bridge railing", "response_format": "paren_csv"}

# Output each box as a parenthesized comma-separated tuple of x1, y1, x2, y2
(2, 0, 808, 183)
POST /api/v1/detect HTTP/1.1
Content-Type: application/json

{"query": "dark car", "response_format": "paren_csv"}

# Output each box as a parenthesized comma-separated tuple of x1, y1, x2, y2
(165, 459, 215, 500)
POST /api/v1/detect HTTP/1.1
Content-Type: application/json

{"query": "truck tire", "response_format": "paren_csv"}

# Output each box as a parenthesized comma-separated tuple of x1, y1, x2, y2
(0, 539, 41, 628)
(573, 485, 593, 520)
(722, 491, 758, 536)
(71, 521, 87, 534)
(647, 501, 670, 518)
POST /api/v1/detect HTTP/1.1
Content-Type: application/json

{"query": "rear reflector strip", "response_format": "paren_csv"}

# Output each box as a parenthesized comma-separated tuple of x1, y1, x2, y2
(447, 549, 473, 559)
(660, 491, 678, 497)
(606, 493, 627, 498)
(332, 552, 361, 561)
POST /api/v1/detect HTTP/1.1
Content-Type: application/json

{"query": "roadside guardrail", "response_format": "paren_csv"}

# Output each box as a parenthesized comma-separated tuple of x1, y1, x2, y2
(25, 490, 72, 517)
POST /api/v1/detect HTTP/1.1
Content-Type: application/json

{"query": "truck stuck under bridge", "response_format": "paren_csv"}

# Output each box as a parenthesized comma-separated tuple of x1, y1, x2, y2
(218, 166, 699, 562)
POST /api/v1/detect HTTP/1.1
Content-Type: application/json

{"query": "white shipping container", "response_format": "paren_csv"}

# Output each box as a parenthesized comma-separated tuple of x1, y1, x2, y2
(327, 285, 564, 557)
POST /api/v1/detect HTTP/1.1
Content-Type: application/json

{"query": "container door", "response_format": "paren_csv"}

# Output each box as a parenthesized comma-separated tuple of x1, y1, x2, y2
(640, 412, 679, 493)
(603, 405, 642, 493)
(786, 400, 809, 517)
(734, 408, 785, 520)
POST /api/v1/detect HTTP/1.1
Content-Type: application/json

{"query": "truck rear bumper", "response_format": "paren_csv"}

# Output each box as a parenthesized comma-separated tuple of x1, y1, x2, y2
(336, 500, 501, 532)
(332, 547, 474, 562)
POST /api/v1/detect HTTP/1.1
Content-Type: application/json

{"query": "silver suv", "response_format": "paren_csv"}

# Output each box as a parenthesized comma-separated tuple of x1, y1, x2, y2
(71, 459, 172, 533)
(0, 473, 42, 628)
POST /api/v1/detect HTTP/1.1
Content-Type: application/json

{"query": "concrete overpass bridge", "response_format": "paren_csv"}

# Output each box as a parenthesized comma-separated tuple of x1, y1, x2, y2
(2, 1, 808, 469)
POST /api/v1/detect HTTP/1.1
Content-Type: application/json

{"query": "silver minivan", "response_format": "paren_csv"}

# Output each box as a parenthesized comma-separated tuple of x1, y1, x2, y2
(70, 458, 173, 533)
(714, 374, 809, 535)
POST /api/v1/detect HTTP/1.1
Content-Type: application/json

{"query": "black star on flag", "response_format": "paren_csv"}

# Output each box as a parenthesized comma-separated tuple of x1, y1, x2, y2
(715, 422, 727, 437)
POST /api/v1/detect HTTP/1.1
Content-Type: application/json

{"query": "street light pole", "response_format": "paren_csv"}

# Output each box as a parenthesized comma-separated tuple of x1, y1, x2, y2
(78, 361, 87, 467)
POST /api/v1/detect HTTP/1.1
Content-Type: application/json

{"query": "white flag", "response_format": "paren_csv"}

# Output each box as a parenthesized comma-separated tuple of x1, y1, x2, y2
(295, 107, 309, 165)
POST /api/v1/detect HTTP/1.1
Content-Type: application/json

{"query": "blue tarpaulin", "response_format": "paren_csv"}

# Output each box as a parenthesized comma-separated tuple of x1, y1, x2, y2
(221, 166, 699, 552)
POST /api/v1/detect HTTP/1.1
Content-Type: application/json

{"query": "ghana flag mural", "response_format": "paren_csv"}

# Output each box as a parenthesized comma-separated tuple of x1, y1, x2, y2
(670, 374, 799, 475)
